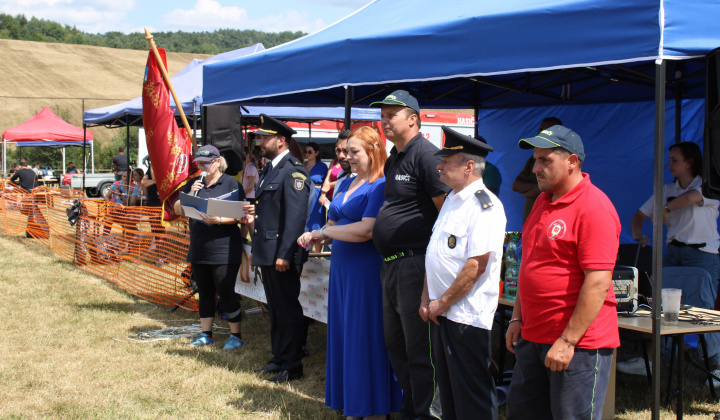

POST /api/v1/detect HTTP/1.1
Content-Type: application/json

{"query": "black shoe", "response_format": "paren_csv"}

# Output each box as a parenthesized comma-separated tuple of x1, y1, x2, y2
(266, 368, 303, 383)
(254, 362, 282, 374)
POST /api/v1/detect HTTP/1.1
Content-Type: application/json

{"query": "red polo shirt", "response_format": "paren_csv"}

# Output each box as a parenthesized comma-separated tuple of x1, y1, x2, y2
(519, 173, 621, 349)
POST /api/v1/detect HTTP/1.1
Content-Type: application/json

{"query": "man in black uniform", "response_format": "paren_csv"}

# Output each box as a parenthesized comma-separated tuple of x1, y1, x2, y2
(251, 114, 311, 383)
(10, 159, 39, 192)
(370, 90, 449, 419)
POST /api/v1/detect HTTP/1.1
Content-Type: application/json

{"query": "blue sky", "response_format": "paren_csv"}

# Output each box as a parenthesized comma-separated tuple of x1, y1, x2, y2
(0, 0, 371, 34)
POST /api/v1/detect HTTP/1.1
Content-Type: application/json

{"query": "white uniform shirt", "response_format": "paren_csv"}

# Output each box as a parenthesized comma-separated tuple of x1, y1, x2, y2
(639, 175, 720, 254)
(258, 149, 290, 189)
(425, 178, 507, 330)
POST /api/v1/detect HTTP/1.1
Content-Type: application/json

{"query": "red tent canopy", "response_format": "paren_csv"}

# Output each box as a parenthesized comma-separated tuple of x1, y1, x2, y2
(3, 107, 93, 145)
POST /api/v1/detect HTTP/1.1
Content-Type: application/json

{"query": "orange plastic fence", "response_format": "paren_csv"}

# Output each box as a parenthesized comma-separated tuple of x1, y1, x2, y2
(1, 179, 197, 310)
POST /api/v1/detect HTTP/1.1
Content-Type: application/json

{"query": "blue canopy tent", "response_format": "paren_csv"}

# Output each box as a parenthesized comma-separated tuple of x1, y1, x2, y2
(82, 43, 264, 177)
(202, 1, 720, 416)
(203, 0, 716, 109)
(242, 106, 379, 122)
(84, 43, 265, 128)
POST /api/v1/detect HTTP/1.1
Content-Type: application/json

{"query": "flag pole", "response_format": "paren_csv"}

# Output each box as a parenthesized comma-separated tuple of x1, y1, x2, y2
(144, 28, 198, 152)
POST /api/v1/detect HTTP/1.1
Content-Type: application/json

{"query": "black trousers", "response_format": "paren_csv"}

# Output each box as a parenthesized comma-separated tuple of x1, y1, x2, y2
(193, 263, 242, 321)
(432, 317, 497, 420)
(261, 265, 304, 370)
(381, 255, 440, 420)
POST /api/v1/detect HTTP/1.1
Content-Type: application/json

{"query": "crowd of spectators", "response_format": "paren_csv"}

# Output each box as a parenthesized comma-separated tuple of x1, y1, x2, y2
(10, 88, 718, 420)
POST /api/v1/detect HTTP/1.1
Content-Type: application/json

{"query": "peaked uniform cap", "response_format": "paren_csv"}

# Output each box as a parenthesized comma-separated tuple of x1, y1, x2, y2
(254, 113, 297, 138)
(436, 126, 494, 157)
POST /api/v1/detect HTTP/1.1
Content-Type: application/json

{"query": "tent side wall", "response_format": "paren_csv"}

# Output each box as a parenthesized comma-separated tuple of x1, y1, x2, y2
(476, 98, 704, 241)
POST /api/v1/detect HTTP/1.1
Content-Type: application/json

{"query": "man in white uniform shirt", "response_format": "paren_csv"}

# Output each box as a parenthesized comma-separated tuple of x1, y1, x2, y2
(420, 126, 506, 420)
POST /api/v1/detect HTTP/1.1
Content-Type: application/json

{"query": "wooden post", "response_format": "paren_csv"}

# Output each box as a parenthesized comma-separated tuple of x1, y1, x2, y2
(144, 28, 198, 152)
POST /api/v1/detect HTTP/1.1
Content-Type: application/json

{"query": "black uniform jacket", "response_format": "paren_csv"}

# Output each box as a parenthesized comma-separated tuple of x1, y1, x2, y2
(251, 153, 311, 266)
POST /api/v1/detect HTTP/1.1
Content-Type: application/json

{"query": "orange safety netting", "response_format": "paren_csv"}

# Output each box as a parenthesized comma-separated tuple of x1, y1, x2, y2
(1, 179, 197, 310)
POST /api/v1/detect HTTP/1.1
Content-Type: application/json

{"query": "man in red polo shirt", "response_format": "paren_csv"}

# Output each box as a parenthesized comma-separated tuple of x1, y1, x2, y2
(504, 125, 621, 420)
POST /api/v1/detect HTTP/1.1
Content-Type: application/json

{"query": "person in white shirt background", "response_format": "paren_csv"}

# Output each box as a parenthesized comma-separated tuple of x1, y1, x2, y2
(620, 141, 720, 382)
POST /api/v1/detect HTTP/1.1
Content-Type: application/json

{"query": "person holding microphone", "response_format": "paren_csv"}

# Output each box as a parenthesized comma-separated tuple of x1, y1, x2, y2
(174, 145, 252, 350)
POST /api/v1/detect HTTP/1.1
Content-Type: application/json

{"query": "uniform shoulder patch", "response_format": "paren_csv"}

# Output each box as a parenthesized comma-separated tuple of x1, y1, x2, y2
(291, 172, 307, 180)
(475, 189, 494, 210)
(293, 177, 306, 191)
(291, 159, 304, 166)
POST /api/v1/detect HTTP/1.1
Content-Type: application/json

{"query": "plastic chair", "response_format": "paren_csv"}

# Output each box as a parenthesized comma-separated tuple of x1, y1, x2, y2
(660, 266, 719, 398)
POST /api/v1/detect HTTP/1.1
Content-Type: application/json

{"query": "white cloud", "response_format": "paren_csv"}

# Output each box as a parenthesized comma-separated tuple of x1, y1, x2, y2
(0, 0, 136, 33)
(159, 0, 248, 29)
(157, 0, 327, 33)
(303, 0, 370, 8)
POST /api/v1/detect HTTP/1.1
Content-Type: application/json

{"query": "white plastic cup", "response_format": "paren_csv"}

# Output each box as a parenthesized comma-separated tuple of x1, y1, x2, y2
(661, 288, 682, 325)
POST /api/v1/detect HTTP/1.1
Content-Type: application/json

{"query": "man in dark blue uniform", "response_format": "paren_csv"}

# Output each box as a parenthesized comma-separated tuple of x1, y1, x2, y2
(370, 90, 449, 419)
(251, 114, 311, 382)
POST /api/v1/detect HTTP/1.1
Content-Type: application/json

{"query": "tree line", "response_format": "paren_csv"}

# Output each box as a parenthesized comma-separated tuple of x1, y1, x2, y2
(0, 13, 305, 54)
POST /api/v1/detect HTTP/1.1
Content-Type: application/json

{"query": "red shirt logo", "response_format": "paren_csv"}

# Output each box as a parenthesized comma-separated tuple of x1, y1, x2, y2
(547, 219, 567, 240)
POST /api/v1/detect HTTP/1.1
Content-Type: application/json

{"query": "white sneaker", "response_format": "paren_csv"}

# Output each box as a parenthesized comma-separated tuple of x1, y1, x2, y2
(704, 369, 720, 387)
(617, 357, 651, 376)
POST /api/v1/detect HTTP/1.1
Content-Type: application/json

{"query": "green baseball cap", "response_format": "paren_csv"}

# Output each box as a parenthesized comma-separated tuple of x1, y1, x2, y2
(369, 90, 420, 114)
(519, 125, 585, 161)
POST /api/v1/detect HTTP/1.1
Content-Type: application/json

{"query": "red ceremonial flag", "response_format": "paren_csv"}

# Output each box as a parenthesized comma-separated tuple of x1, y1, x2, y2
(141, 48, 194, 223)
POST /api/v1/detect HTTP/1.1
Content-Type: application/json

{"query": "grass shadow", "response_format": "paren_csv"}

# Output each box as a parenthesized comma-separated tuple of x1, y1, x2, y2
(227, 381, 342, 420)
(75, 301, 158, 314)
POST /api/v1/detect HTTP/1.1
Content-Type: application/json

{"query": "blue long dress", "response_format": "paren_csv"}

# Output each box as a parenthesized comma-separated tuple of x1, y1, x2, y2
(325, 176, 403, 416)
(306, 161, 329, 231)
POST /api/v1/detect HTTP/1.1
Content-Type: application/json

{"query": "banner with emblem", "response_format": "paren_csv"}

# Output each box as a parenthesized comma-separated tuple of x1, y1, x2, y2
(141, 47, 194, 223)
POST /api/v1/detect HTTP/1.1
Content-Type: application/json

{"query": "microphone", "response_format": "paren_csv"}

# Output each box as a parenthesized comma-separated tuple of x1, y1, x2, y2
(193, 171, 207, 196)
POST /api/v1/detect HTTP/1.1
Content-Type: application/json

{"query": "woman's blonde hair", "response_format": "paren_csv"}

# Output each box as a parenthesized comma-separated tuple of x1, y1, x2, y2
(218, 156, 228, 173)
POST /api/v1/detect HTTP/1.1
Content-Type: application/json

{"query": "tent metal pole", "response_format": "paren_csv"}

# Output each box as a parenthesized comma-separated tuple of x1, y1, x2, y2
(82, 124, 87, 192)
(91, 141, 95, 174)
(2, 140, 6, 177)
(82, 98, 87, 192)
(126, 115, 131, 206)
(344, 85, 352, 130)
(473, 81, 480, 136)
(675, 62, 682, 143)
(193, 99, 198, 141)
(651, 60, 666, 420)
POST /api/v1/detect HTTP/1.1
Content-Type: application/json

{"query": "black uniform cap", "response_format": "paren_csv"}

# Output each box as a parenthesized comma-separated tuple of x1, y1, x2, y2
(254, 113, 297, 138)
(435, 126, 494, 157)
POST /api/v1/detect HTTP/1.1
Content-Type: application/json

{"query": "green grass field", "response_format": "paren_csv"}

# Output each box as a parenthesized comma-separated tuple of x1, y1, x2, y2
(1, 230, 719, 419)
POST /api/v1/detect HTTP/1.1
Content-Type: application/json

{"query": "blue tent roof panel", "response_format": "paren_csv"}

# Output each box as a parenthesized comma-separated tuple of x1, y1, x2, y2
(202, 0, 720, 108)
(84, 43, 265, 125)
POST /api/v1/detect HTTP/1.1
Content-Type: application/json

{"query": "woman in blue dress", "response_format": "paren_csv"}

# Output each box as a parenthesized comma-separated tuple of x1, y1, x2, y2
(305, 142, 329, 232)
(298, 127, 402, 419)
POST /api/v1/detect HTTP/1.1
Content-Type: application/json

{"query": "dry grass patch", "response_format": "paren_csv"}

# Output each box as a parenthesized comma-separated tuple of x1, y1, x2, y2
(0, 232, 337, 419)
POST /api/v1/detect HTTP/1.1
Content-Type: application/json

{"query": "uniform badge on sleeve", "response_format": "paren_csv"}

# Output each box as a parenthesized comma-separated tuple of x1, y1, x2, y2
(292, 172, 307, 190)
(448, 234, 457, 249)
